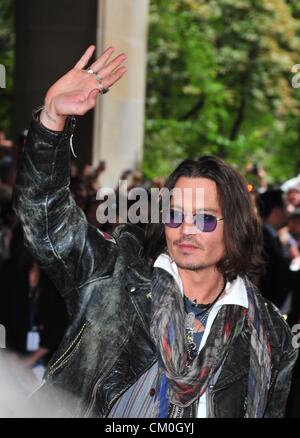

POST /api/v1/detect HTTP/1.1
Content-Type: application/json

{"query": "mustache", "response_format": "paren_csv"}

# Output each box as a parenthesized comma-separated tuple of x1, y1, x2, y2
(174, 237, 204, 250)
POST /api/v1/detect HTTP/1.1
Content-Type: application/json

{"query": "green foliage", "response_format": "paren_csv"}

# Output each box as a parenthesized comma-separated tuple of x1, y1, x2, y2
(144, 0, 300, 184)
(0, 0, 14, 135)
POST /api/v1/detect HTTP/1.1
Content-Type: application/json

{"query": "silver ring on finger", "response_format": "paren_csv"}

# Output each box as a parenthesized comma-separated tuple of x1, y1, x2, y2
(87, 68, 95, 75)
(98, 82, 109, 95)
(95, 73, 103, 83)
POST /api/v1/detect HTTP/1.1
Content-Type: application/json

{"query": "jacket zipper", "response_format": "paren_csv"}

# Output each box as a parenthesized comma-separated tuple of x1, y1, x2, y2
(47, 323, 87, 377)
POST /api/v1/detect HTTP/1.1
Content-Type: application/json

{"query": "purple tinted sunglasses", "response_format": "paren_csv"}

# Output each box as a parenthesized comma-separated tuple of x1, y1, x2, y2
(162, 209, 224, 232)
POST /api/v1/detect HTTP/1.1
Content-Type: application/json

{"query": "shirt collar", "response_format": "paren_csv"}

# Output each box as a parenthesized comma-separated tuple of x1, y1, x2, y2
(153, 253, 248, 309)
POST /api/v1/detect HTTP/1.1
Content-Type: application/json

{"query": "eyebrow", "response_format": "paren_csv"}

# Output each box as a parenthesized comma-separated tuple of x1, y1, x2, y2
(203, 208, 219, 214)
(171, 205, 220, 214)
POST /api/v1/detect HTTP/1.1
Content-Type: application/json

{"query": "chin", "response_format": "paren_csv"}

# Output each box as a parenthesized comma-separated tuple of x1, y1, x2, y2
(173, 256, 209, 271)
(176, 262, 208, 271)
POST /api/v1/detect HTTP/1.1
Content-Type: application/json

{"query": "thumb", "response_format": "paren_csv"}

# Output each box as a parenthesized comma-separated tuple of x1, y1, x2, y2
(87, 88, 100, 109)
(75, 88, 100, 115)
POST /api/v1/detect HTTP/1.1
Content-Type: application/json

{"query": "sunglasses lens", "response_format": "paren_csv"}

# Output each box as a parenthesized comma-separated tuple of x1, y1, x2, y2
(163, 209, 183, 228)
(196, 214, 217, 232)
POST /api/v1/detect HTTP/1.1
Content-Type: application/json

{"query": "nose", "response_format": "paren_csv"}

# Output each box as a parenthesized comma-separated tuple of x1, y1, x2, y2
(180, 214, 198, 235)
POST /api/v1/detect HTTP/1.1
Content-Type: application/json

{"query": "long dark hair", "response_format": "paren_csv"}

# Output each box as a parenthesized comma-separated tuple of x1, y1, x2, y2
(145, 156, 263, 283)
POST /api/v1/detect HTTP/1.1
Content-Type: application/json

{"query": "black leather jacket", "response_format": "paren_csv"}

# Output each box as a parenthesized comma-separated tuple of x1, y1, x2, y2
(13, 112, 298, 418)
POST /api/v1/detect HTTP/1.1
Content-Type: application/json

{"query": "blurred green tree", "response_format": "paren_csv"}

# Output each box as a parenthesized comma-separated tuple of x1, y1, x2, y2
(0, 0, 14, 136)
(144, 0, 300, 184)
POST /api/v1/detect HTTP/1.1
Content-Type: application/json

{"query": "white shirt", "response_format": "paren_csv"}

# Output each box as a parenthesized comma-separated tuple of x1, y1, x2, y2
(154, 253, 248, 417)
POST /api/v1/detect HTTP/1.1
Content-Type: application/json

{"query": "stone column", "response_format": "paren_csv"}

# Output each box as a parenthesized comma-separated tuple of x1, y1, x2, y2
(92, 0, 149, 188)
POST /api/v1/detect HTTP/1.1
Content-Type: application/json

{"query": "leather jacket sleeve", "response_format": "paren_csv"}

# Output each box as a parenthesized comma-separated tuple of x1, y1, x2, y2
(13, 110, 117, 314)
(264, 323, 299, 418)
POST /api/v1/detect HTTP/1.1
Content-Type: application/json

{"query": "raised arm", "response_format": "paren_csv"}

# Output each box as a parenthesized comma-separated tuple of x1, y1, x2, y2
(13, 46, 127, 314)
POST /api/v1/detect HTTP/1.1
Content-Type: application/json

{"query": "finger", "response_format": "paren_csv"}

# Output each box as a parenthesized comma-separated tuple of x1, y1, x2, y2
(101, 66, 127, 90)
(74, 45, 96, 70)
(89, 46, 116, 72)
(97, 53, 127, 78)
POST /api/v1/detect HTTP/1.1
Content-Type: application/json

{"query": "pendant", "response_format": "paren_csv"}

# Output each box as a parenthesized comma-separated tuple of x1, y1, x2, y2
(194, 319, 205, 333)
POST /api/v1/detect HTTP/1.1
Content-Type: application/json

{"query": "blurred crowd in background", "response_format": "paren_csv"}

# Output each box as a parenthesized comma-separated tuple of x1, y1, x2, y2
(0, 128, 300, 417)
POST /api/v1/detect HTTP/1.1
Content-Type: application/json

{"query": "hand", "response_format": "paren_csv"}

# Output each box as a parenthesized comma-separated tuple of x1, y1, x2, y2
(40, 45, 127, 131)
(97, 160, 106, 172)
(18, 354, 37, 368)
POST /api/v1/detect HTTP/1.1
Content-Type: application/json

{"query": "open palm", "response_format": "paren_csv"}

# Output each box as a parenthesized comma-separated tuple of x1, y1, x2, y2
(41, 45, 127, 129)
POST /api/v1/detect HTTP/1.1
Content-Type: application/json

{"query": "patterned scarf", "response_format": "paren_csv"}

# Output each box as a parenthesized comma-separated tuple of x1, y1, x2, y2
(150, 267, 272, 418)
